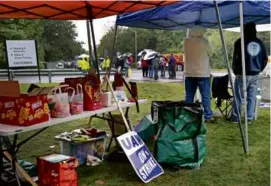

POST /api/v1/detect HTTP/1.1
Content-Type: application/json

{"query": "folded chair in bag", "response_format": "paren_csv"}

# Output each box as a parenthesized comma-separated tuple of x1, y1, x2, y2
(151, 101, 207, 169)
(212, 75, 233, 119)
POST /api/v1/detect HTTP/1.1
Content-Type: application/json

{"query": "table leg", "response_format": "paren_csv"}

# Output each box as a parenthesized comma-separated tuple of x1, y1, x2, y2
(0, 137, 4, 185)
(87, 116, 93, 127)
(125, 108, 133, 130)
(106, 112, 115, 151)
(11, 134, 21, 186)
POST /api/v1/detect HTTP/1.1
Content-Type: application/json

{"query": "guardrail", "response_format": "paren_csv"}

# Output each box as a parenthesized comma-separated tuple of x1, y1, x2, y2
(0, 69, 124, 83)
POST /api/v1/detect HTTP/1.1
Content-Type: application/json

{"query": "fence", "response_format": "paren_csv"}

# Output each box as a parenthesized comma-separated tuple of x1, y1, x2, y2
(0, 69, 123, 83)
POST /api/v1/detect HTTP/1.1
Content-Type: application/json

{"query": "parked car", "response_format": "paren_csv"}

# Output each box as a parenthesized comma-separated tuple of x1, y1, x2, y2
(56, 63, 64, 69)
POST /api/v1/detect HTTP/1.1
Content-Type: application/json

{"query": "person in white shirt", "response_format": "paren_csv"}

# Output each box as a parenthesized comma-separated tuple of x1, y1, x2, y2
(184, 26, 213, 122)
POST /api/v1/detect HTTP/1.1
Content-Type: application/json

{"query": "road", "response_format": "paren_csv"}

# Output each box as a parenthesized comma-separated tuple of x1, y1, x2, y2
(0, 69, 228, 84)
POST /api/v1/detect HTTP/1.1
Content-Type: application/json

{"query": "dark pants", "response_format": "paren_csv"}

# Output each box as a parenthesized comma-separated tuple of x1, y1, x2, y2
(169, 64, 174, 78)
(154, 67, 159, 80)
(160, 66, 166, 77)
(185, 77, 213, 120)
(142, 67, 148, 77)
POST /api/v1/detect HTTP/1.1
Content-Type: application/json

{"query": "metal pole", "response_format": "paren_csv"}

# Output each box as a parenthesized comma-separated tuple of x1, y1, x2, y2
(214, 0, 247, 154)
(86, 5, 100, 78)
(4, 40, 11, 80)
(35, 40, 41, 83)
(86, 20, 93, 68)
(239, 0, 249, 154)
(90, 19, 100, 78)
(135, 31, 137, 64)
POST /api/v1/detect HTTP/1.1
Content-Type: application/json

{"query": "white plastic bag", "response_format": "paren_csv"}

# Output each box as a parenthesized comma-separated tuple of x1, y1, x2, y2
(68, 84, 84, 115)
(48, 85, 70, 118)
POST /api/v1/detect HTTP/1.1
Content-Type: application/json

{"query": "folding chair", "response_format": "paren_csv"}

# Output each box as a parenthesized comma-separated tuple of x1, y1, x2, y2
(212, 74, 233, 118)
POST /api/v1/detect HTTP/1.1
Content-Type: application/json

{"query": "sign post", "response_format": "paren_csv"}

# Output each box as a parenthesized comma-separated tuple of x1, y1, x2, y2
(117, 131, 164, 183)
(5, 40, 40, 82)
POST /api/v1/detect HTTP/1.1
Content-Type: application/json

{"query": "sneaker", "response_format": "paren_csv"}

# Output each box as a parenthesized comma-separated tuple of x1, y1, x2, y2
(205, 117, 215, 123)
(230, 120, 239, 124)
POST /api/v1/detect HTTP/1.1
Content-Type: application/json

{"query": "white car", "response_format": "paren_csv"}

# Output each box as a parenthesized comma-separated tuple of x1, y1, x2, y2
(56, 63, 64, 69)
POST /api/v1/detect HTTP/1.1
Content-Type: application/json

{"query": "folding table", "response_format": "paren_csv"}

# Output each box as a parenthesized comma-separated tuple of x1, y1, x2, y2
(0, 99, 147, 186)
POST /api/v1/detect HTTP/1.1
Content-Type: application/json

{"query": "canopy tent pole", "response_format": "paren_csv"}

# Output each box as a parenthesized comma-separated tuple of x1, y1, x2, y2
(90, 19, 100, 78)
(108, 23, 119, 76)
(86, 4, 100, 78)
(214, 0, 247, 154)
(239, 0, 249, 154)
(86, 20, 93, 68)
(106, 23, 118, 91)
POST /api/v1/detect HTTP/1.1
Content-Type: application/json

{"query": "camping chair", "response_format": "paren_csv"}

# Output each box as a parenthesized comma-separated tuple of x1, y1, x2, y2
(212, 74, 233, 118)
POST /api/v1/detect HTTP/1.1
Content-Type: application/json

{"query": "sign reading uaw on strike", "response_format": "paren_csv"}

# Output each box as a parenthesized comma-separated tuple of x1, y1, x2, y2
(117, 131, 164, 183)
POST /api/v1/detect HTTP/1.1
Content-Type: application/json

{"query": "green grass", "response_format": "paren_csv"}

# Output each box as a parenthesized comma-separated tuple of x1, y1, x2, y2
(17, 82, 270, 186)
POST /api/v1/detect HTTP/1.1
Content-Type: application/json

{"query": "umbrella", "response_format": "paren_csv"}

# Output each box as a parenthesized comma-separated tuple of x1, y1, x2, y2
(143, 51, 158, 60)
(122, 52, 133, 57)
(78, 54, 89, 59)
(138, 49, 155, 56)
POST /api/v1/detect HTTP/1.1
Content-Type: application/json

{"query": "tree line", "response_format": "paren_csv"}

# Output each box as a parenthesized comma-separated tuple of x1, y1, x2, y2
(98, 26, 270, 69)
(0, 20, 85, 69)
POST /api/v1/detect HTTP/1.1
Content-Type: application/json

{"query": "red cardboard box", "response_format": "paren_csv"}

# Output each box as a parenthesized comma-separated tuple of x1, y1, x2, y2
(37, 154, 78, 186)
(0, 94, 50, 126)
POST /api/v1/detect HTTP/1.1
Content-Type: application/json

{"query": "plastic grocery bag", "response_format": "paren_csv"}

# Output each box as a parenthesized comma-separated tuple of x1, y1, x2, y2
(68, 84, 84, 115)
(152, 101, 207, 169)
(48, 85, 70, 118)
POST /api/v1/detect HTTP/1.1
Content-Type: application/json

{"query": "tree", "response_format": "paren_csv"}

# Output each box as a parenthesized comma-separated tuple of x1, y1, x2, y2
(41, 20, 85, 62)
(98, 26, 270, 69)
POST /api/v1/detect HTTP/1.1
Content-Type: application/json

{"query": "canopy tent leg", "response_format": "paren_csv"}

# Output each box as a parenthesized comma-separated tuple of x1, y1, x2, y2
(90, 19, 100, 78)
(239, 1, 249, 154)
(86, 20, 93, 68)
(109, 23, 118, 75)
(213, 0, 247, 154)
(86, 4, 100, 78)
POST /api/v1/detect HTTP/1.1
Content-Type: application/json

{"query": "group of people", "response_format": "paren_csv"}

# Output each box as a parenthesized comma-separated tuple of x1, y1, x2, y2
(140, 53, 177, 80)
(184, 22, 267, 123)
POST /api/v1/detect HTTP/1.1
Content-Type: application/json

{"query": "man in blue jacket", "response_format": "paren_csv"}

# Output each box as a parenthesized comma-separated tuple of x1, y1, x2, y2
(231, 22, 268, 123)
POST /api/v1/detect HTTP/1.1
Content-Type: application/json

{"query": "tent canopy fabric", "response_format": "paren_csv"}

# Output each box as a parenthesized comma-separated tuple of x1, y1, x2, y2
(0, 1, 176, 20)
(116, 1, 270, 30)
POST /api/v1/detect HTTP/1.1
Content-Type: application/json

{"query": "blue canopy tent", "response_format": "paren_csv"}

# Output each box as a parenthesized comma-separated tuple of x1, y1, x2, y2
(116, 1, 270, 29)
(114, 0, 271, 154)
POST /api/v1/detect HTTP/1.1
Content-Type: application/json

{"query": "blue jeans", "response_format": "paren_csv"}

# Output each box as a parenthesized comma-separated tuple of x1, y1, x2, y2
(231, 75, 259, 121)
(185, 77, 213, 120)
(149, 65, 154, 78)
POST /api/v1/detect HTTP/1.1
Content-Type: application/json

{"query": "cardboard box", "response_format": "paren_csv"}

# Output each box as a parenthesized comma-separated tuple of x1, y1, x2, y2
(0, 81, 20, 97)
(0, 94, 50, 126)
(28, 87, 56, 96)
(37, 154, 78, 186)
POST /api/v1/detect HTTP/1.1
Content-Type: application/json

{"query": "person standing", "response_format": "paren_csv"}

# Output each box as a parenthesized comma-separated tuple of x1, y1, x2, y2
(141, 57, 149, 78)
(169, 54, 176, 79)
(160, 57, 166, 78)
(184, 26, 213, 122)
(148, 58, 154, 79)
(231, 22, 268, 123)
(153, 55, 160, 80)
(102, 56, 111, 70)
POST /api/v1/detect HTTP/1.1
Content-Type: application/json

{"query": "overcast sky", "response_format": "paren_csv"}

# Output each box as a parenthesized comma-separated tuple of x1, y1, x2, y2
(73, 15, 116, 51)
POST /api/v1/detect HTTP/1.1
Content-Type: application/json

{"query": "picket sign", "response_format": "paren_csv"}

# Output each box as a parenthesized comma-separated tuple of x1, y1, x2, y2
(117, 131, 164, 183)
(104, 76, 164, 183)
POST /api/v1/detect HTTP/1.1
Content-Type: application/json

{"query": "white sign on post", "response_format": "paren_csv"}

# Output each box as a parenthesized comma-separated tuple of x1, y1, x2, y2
(6, 40, 38, 67)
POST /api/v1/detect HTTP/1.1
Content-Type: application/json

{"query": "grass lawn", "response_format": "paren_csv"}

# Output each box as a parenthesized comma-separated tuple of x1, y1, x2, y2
(17, 82, 270, 186)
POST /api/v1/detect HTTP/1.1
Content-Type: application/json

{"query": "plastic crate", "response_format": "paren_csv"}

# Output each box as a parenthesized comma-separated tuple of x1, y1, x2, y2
(56, 137, 106, 165)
